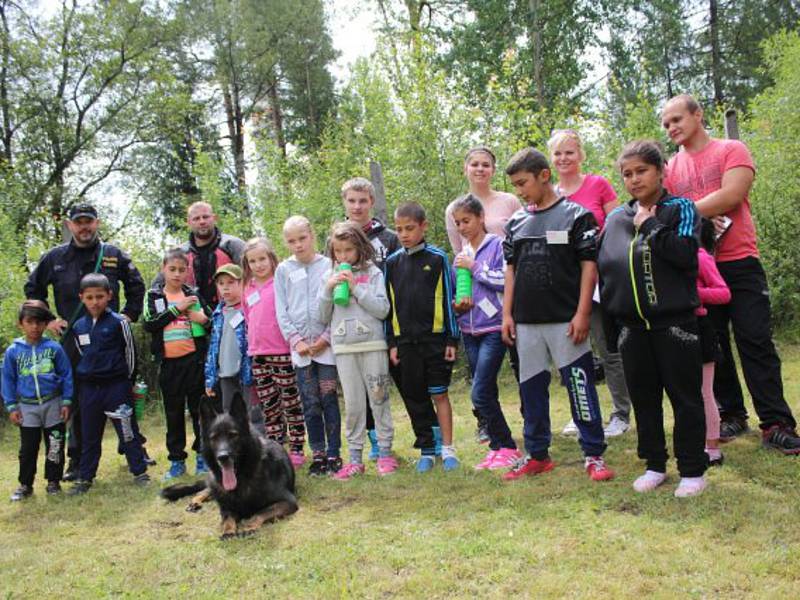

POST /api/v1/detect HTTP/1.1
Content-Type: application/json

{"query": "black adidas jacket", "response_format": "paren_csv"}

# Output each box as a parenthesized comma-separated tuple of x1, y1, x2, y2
(142, 282, 212, 361)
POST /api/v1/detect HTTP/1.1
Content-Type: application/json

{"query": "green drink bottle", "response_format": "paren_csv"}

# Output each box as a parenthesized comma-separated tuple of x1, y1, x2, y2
(333, 263, 352, 306)
(190, 301, 205, 337)
(456, 267, 472, 303)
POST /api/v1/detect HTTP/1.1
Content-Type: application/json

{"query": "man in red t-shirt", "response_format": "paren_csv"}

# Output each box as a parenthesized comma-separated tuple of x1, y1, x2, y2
(662, 94, 800, 454)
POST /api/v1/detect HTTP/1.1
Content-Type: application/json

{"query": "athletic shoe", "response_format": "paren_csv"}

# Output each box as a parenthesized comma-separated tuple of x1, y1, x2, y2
(604, 416, 630, 438)
(333, 463, 365, 480)
(502, 456, 555, 481)
(475, 424, 490, 445)
(761, 425, 800, 455)
(416, 455, 435, 473)
(719, 418, 749, 442)
(142, 447, 157, 466)
(377, 456, 399, 475)
(474, 450, 499, 470)
(674, 476, 706, 498)
(289, 451, 306, 469)
(327, 456, 343, 474)
(487, 448, 522, 470)
(133, 472, 151, 487)
(63, 459, 79, 482)
(632, 470, 666, 493)
(367, 429, 379, 461)
(308, 455, 328, 477)
(706, 448, 724, 467)
(561, 420, 579, 437)
(163, 460, 186, 481)
(195, 454, 209, 476)
(10, 485, 32, 502)
(46, 481, 62, 495)
(67, 480, 92, 496)
(442, 455, 460, 471)
(585, 456, 615, 481)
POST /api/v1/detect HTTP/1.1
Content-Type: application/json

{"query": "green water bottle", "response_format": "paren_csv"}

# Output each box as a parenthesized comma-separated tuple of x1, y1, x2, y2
(456, 267, 473, 303)
(133, 382, 147, 421)
(190, 301, 205, 337)
(333, 263, 352, 306)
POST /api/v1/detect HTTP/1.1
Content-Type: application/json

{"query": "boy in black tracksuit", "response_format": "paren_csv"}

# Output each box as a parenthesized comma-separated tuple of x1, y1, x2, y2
(598, 140, 707, 497)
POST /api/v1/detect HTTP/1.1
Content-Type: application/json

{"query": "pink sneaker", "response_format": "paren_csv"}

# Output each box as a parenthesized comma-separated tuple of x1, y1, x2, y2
(474, 450, 499, 470)
(289, 451, 306, 469)
(333, 463, 366, 480)
(376, 456, 399, 475)
(488, 448, 522, 470)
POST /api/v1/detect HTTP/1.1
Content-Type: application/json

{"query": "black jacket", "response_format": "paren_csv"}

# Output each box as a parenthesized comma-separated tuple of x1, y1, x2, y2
(25, 238, 145, 324)
(364, 218, 400, 268)
(142, 282, 212, 361)
(69, 309, 136, 383)
(598, 192, 700, 333)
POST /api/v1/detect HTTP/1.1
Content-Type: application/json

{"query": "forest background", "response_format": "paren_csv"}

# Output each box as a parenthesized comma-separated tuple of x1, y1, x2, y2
(1, 0, 800, 384)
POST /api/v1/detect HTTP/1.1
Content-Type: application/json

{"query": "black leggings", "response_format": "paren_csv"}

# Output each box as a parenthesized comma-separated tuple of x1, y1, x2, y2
(19, 423, 66, 486)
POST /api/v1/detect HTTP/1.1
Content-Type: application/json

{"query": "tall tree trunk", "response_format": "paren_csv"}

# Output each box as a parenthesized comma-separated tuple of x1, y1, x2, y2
(0, 1, 12, 166)
(267, 80, 286, 158)
(709, 0, 724, 106)
(529, 0, 544, 107)
(222, 78, 246, 194)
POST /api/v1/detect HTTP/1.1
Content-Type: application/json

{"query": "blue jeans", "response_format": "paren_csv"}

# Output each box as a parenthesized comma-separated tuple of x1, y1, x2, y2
(463, 332, 516, 450)
(296, 362, 342, 457)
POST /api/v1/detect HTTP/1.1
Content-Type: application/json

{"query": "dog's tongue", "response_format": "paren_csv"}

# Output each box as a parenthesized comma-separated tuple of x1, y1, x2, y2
(220, 465, 237, 491)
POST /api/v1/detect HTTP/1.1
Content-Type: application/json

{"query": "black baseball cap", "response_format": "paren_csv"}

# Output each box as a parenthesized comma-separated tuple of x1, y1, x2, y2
(68, 203, 98, 220)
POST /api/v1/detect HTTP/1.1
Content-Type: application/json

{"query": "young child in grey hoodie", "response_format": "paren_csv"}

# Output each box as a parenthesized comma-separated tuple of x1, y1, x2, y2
(319, 222, 397, 479)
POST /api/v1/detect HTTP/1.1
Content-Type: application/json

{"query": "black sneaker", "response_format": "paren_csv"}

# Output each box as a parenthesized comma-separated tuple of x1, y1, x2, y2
(308, 455, 328, 477)
(719, 418, 749, 443)
(475, 424, 490, 445)
(67, 480, 92, 496)
(10, 485, 33, 502)
(133, 472, 151, 487)
(706, 452, 724, 467)
(46, 481, 62, 495)
(142, 447, 157, 466)
(327, 456, 343, 474)
(62, 459, 79, 482)
(762, 425, 800, 455)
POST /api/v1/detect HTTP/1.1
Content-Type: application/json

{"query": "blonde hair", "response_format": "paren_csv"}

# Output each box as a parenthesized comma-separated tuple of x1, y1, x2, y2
(546, 129, 586, 162)
(241, 237, 279, 283)
(326, 222, 375, 271)
(341, 177, 375, 201)
(282, 215, 314, 237)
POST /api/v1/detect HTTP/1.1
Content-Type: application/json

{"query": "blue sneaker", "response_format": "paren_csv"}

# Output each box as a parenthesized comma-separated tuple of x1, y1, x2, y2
(195, 454, 208, 476)
(432, 426, 442, 457)
(416, 455, 435, 473)
(163, 460, 186, 481)
(367, 429, 379, 461)
(443, 455, 460, 471)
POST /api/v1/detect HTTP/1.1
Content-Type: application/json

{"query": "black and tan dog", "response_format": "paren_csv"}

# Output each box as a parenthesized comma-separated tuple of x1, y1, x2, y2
(161, 392, 298, 539)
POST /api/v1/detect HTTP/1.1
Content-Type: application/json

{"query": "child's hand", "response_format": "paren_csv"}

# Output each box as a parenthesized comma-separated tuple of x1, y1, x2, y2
(295, 340, 311, 356)
(453, 297, 473, 313)
(501, 316, 516, 346)
(205, 387, 216, 397)
(309, 338, 329, 356)
(567, 311, 590, 344)
(454, 253, 475, 270)
(60, 406, 70, 421)
(177, 295, 199, 312)
(9, 410, 22, 426)
(444, 345, 456, 362)
(389, 347, 400, 366)
(188, 310, 208, 324)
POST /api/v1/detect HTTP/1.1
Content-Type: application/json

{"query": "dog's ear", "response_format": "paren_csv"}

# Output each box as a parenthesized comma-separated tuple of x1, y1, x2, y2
(199, 394, 219, 430)
(228, 390, 249, 429)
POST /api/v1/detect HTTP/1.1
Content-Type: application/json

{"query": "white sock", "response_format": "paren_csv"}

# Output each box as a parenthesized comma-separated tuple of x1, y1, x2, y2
(441, 444, 456, 459)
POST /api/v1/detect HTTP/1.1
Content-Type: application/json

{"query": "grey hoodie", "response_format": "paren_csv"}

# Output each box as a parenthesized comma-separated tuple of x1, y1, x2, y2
(318, 263, 390, 355)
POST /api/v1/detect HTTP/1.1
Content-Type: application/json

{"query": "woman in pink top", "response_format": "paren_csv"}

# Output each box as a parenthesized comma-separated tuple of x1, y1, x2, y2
(547, 129, 632, 439)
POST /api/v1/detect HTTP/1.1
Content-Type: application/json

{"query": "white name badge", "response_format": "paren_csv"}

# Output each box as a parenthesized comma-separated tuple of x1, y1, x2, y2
(78, 334, 91, 346)
(246, 291, 261, 306)
(477, 297, 498, 318)
(289, 269, 307, 283)
(229, 311, 244, 329)
(545, 230, 569, 244)
(154, 298, 166, 313)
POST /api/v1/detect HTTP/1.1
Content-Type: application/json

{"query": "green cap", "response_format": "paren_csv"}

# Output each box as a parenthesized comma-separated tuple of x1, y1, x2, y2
(213, 264, 243, 280)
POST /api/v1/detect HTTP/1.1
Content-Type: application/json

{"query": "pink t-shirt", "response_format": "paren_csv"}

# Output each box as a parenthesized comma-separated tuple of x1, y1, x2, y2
(695, 247, 731, 316)
(664, 139, 758, 262)
(560, 174, 617, 229)
(242, 278, 290, 356)
(445, 191, 522, 253)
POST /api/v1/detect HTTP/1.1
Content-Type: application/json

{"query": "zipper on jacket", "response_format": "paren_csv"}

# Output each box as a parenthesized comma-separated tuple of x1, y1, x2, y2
(628, 230, 651, 330)
(31, 344, 42, 402)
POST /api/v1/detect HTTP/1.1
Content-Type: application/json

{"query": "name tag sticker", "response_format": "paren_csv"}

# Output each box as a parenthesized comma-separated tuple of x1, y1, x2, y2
(477, 297, 498, 318)
(289, 269, 307, 283)
(78, 334, 91, 346)
(546, 230, 569, 244)
(154, 299, 166, 313)
(246, 291, 260, 306)
(229, 312, 244, 329)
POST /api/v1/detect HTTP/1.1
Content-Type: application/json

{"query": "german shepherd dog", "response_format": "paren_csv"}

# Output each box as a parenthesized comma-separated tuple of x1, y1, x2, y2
(161, 392, 298, 539)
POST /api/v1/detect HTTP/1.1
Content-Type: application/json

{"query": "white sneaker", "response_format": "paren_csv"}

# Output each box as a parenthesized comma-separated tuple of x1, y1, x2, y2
(633, 470, 667, 493)
(604, 416, 630, 437)
(674, 476, 706, 498)
(561, 420, 579, 436)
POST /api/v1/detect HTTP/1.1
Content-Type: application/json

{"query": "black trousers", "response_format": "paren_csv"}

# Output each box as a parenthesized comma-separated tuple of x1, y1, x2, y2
(19, 423, 66, 486)
(708, 257, 796, 429)
(619, 321, 707, 477)
(160, 352, 204, 461)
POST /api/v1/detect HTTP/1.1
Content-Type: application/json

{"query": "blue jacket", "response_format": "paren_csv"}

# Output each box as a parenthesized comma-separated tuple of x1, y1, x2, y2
(70, 309, 136, 382)
(453, 234, 506, 336)
(2, 338, 74, 412)
(205, 302, 252, 389)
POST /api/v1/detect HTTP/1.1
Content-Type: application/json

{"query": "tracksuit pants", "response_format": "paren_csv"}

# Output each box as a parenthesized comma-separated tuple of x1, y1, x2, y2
(590, 302, 632, 422)
(18, 424, 66, 486)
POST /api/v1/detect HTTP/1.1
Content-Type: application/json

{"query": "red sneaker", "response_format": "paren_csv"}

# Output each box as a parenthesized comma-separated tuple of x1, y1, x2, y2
(502, 456, 555, 481)
(585, 456, 615, 481)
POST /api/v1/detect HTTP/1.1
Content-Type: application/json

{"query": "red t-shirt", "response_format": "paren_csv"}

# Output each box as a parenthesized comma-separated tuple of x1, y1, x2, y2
(664, 139, 758, 262)
(562, 174, 617, 230)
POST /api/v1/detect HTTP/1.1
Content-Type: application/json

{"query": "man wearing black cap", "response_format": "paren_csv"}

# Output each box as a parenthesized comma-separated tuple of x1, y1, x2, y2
(24, 203, 148, 479)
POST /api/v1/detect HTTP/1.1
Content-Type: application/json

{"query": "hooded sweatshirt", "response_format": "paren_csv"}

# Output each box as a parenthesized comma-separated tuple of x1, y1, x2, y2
(2, 338, 74, 412)
(454, 234, 505, 335)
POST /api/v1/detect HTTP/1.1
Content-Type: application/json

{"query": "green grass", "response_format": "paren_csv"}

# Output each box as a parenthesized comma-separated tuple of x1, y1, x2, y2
(2, 347, 800, 598)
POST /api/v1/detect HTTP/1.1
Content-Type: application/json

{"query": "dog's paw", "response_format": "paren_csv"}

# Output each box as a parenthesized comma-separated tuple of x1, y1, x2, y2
(185, 503, 202, 513)
(236, 529, 256, 538)
(220, 532, 237, 541)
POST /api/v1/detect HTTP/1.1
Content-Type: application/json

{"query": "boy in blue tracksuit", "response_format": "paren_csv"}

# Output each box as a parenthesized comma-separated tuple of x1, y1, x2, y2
(66, 273, 149, 494)
(3, 300, 73, 500)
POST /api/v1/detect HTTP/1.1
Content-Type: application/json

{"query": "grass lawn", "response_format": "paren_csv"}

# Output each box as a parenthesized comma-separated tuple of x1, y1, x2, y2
(2, 346, 800, 599)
